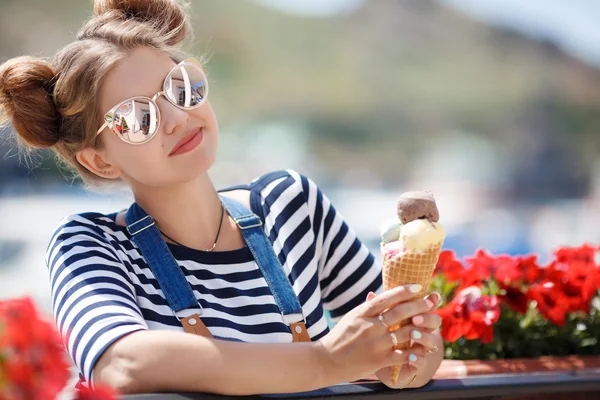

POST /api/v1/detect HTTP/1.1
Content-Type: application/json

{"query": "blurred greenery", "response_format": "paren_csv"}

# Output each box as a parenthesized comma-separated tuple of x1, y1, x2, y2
(444, 305, 600, 360)
(1, 0, 600, 195)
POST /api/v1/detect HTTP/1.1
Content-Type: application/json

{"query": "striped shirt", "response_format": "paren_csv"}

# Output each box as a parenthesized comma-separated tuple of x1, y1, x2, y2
(46, 170, 383, 386)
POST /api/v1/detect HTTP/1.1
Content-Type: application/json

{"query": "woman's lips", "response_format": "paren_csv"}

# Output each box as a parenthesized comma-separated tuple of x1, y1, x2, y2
(169, 128, 204, 156)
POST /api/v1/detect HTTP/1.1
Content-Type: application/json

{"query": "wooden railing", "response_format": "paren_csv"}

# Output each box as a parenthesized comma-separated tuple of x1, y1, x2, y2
(122, 361, 600, 400)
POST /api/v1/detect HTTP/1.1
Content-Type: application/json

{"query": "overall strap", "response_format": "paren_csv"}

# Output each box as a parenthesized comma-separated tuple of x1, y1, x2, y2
(125, 203, 212, 337)
(220, 195, 310, 342)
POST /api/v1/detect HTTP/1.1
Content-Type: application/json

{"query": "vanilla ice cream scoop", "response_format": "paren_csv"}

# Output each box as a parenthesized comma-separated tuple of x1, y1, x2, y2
(400, 219, 446, 252)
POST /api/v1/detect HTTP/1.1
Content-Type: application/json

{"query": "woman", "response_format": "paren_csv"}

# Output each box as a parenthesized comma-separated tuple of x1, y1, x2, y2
(0, 0, 444, 395)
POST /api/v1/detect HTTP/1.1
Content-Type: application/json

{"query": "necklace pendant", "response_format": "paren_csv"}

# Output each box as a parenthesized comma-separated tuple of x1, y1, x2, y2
(205, 242, 217, 252)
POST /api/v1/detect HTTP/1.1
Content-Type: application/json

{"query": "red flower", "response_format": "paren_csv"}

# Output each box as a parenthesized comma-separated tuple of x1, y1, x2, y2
(517, 255, 542, 284)
(543, 246, 599, 314)
(582, 267, 600, 305)
(527, 281, 570, 326)
(553, 244, 597, 265)
(76, 384, 118, 400)
(436, 286, 500, 344)
(498, 282, 529, 314)
(0, 297, 70, 400)
(491, 255, 521, 284)
(435, 250, 465, 282)
(463, 249, 495, 286)
(543, 259, 567, 284)
(563, 260, 595, 313)
(439, 251, 543, 292)
(464, 249, 522, 285)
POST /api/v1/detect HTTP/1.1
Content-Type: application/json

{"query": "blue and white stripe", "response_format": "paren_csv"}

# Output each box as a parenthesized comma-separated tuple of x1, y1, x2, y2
(46, 170, 382, 386)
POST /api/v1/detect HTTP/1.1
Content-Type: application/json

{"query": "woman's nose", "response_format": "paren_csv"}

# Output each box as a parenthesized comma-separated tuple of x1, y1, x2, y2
(159, 97, 189, 135)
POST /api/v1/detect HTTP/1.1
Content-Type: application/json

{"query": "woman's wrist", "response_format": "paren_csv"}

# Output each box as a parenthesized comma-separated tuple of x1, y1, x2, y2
(310, 340, 338, 389)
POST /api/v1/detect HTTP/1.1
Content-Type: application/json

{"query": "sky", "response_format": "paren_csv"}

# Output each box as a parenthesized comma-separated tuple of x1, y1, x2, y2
(253, 0, 366, 17)
(438, 0, 600, 67)
(252, 0, 600, 68)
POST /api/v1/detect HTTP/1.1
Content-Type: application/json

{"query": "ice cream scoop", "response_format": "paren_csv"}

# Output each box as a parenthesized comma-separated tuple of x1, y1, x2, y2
(400, 219, 445, 253)
(380, 216, 403, 245)
(396, 190, 439, 225)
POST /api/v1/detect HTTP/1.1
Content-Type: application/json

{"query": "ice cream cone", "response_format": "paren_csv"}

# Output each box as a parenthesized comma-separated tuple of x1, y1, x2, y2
(381, 240, 443, 384)
(380, 190, 445, 385)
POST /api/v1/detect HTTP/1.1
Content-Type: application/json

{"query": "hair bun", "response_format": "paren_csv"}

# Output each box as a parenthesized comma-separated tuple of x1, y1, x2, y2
(0, 56, 61, 148)
(92, 0, 190, 45)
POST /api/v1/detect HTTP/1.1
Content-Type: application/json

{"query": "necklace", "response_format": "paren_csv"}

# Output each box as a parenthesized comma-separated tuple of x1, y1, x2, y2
(159, 201, 225, 252)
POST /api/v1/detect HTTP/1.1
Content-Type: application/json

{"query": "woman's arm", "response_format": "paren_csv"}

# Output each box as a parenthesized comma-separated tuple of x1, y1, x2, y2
(94, 330, 328, 395)
(95, 284, 429, 395)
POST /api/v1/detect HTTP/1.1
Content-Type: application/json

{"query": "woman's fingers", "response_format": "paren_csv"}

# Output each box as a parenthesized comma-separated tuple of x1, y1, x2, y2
(373, 323, 439, 355)
(380, 297, 434, 327)
(361, 284, 425, 317)
(391, 326, 439, 352)
(424, 291, 442, 309)
(411, 312, 442, 331)
(388, 346, 427, 370)
(323, 288, 441, 384)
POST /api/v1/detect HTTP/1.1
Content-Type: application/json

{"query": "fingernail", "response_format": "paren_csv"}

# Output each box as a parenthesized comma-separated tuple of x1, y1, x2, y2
(408, 284, 422, 294)
(429, 292, 442, 305)
(393, 285, 406, 293)
(425, 299, 435, 308)
(412, 315, 424, 325)
(409, 354, 418, 363)
(411, 330, 422, 340)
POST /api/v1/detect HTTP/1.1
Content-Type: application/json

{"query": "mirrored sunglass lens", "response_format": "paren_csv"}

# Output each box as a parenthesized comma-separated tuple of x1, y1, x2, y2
(164, 64, 207, 108)
(111, 98, 158, 143)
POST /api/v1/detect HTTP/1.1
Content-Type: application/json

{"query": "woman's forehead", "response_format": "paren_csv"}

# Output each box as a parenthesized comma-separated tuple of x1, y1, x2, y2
(99, 47, 176, 111)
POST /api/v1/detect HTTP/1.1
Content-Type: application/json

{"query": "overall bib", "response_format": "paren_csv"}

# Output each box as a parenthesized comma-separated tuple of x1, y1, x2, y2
(125, 195, 311, 342)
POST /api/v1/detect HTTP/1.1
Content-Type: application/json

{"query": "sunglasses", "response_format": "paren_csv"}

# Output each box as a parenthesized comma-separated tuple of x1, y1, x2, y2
(95, 58, 208, 145)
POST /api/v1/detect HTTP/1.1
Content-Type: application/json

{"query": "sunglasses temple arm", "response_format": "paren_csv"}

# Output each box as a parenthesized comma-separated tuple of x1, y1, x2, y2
(96, 122, 108, 136)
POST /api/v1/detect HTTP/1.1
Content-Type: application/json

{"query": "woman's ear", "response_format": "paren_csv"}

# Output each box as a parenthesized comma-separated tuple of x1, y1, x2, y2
(76, 147, 122, 180)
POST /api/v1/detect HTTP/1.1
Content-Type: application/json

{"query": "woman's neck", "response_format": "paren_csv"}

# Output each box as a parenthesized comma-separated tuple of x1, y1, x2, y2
(131, 173, 224, 251)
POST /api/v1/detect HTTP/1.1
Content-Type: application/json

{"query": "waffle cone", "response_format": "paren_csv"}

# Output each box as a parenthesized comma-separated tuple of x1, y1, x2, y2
(381, 241, 442, 384)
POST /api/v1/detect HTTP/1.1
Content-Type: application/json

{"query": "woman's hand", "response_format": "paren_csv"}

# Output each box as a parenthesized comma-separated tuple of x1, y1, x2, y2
(368, 291, 444, 389)
(314, 284, 436, 385)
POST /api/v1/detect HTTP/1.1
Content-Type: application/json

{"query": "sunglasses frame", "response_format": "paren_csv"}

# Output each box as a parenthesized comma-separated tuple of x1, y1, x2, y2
(95, 58, 208, 145)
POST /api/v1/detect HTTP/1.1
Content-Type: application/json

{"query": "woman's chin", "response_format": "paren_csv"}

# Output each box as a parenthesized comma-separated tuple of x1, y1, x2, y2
(172, 158, 216, 183)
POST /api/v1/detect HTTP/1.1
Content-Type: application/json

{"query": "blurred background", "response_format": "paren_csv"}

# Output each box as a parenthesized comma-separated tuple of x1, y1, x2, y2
(2, 0, 600, 316)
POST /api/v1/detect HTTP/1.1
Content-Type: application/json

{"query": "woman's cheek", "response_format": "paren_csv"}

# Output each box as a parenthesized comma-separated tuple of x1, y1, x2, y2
(118, 144, 168, 183)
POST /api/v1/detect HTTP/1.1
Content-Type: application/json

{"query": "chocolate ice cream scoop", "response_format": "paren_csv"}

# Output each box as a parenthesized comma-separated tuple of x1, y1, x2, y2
(396, 190, 440, 224)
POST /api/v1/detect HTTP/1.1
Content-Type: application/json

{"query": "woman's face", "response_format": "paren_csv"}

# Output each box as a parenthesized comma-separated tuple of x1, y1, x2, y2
(95, 46, 219, 188)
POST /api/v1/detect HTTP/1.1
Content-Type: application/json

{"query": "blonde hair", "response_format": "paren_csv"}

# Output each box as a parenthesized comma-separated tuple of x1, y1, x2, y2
(0, 0, 193, 186)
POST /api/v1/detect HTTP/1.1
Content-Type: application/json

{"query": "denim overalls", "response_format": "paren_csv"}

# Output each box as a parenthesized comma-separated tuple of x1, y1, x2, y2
(124, 195, 311, 342)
